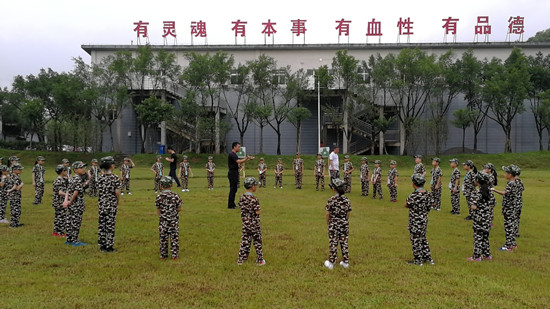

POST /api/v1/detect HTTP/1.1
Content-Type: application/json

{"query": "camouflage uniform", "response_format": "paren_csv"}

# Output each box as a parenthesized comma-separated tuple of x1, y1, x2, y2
(274, 164, 284, 188)
(66, 175, 86, 243)
(501, 179, 524, 250)
(179, 162, 191, 190)
(414, 163, 425, 175)
(406, 190, 432, 265)
(0, 173, 8, 221)
(120, 164, 132, 194)
(156, 190, 183, 259)
(430, 166, 443, 210)
(371, 166, 383, 199)
(462, 170, 476, 216)
(7, 173, 23, 227)
(237, 192, 263, 264)
(360, 163, 369, 196)
(471, 188, 495, 259)
(293, 158, 304, 189)
(326, 194, 352, 264)
(151, 162, 163, 192)
(206, 162, 216, 189)
(387, 167, 399, 202)
(449, 168, 461, 214)
(32, 164, 46, 204)
(52, 175, 69, 235)
(314, 159, 325, 191)
(97, 173, 121, 250)
(343, 162, 353, 194)
(514, 178, 524, 238)
(258, 162, 267, 188)
(88, 165, 101, 197)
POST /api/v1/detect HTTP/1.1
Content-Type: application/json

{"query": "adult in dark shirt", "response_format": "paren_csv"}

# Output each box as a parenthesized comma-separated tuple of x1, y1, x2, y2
(165, 146, 181, 187)
(227, 142, 254, 209)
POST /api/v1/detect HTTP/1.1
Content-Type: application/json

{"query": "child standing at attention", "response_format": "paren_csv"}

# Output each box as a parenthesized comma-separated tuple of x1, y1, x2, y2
(257, 158, 267, 188)
(413, 155, 426, 176)
(52, 165, 69, 237)
(387, 160, 399, 202)
(32, 156, 46, 205)
(61, 158, 71, 178)
(314, 153, 325, 191)
(88, 159, 101, 197)
(430, 158, 443, 211)
(342, 155, 354, 194)
(405, 174, 433, 266)
(0, 165, 10, 224)
(449, 159, 461, 215)
(97, 156, 121, 252)
(205, 156, 216, 190)
(6, 163, 24, 228)
(179, 156, 192, 192)
(293, 153, 304, 189)
(237, 177, 265, 266)
(156, 176, 183, 260)
(120, 157, 135, 195)
(274, 158, 284, 189)
(462, 160, 477, 220)
(63, 161, 88, 246)
(151, 155, 164, 194)
(371, 160, 383, 200)
(468, 171, 495, 261)
(323, 178, 352, 270)
(360, 157, 369, 197)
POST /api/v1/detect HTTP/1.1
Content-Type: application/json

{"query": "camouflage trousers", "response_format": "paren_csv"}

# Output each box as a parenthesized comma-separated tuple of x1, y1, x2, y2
(372, 182, 383, 199)
(159, 223, 179, 259)
(237, 225, 263, 263)
(516, 204, 523, 237)
(181, 175, 189, 190)
(0, 194, 7, 219)
(207, 175, 214, 189)
(361, 180, 369, 196)
(409, 231, 432, 264)
(431, 187, 442, 210)
(66, 206, 84, 243)
(329, 170, 340, 182)
(88, 179, 98, 197)
(503, 206, 519, 249)
(450, 191, 460, 214)
(274, 175, 283, 188)
(464, 191, 474, 216)
(388, 184, 397, 202)
(121, 178, 131, 194)
(34, 182, 44, 204)
(8, 195, 22, 227)
(259, 173, 266, 187)
(52, 205, 67, 235)
(472, 210, 492, 259)
(294, 173, 303, 189)
(328, 223, 349, 264)
(315, 175, 325, 191)
(98, 210, 117, 249)
(154, 177, 161, 192)
(344, 175, 352, 193)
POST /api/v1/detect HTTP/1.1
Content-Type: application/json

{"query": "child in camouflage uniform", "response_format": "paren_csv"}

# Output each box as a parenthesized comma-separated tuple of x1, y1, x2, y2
(387, 160, 399, 202)
(97, 156, 121, 252)
(314, 153, 325, 191)
(52, 165, 69, 237)
(274, 158, 284, 189)
(257, 158, 267, 188)
(293, 153, 304, 189)
(237, 177, 265, 266)
(462, 160, 477, 220)
(493, 164, 524, 252)
(323, 178, 352, 270)
(483, 163, 497, 226)
(205, 156, 216, 190)
(32, 156, 46, 205)
(156, 176, 183, 260)
(405, 173, 433, 266)
(120, 157, 135, 195)
(430, 158, 442, 211)
(179, 156, 192, 192)
(63, 161, 88, 246)
(6, 163, 24, 228)
(88, 159, 101, 197)
(342, 155, 354, 194)
(359, 157, 369, 197)
(413, 155, 426, 176)
(448, 159, 461, 215)
(371, 160, 383, 199)
(0, 165, 10, 224)
(151, 155, 164, 193)
(468, 171, 495, 261)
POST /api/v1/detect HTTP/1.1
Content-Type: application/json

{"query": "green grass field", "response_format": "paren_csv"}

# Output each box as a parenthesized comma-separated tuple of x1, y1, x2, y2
(0, 150, 549, 308)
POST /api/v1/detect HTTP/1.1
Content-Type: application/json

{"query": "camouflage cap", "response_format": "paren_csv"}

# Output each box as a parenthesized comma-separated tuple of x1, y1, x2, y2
(72, 161, 87, 169)
(316, 153, 322, 157)
(244, 177, 260, 189)
(208, 156, 213, 160)
(374, 160, 381, 164)
(502, 164, 521, 176)
(484, 163, 495, 170)
(462, 160, 474, 167)
(183, 155, 188, 160)
(160, 176, 174, 188)
(91, 158, 98, 163)
(449, 158, 459, 164)
(361, 157, 367, 161)
(414, 154, 423, 159)
(296, 152, 301, 156)
(11, 163, 24, 170)
(155, 155, 162, 160)
(123, 157, 131, 161)
(0, 157, 3, 162)
(36, 156, 46, 161)
(475, 171, 490, 184)
(55, 164, 68, 174)
(61, 158, 70, 164)
(277, 158, 282, 162)
(411, 173, 426, 186)
(344, 155, 350, 159)
(431, 157, 440, 163)
(9, 156, 20, 162)
(100, 156, 115, 165)
(329, 178, 346, 189)
(0, 165, 9, 172)
(390, 160, 397, 165)
(260, 157, 265, 161)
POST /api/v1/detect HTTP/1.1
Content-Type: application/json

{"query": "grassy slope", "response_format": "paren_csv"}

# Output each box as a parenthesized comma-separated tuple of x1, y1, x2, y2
(0, 150, 549, 308)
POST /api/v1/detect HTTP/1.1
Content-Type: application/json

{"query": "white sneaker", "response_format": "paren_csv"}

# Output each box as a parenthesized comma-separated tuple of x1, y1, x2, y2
(182, 189, 185, 192)
(280, 187, 283, 189)
(121, 193, 124, 196)
(274, 186, 277, 188)
(324, 260, 334, 270)
(186, 189, 190, 192)
(128, 192, 132, 195)
(339, 261, 350, 268)
(258, 259, 266, 266)
(0, 218, 9, 224)
(154, 191, 157, 194)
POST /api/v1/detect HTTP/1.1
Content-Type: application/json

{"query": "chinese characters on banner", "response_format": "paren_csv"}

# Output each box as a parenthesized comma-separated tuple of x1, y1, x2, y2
(132, 16, 526, 45)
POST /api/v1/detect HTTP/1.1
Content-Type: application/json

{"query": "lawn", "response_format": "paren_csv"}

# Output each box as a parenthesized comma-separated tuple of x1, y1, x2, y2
(0, 150, 549, 308)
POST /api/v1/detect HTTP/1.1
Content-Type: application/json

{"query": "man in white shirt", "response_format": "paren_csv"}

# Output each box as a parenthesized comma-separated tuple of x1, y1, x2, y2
(328, 147, 340, 181)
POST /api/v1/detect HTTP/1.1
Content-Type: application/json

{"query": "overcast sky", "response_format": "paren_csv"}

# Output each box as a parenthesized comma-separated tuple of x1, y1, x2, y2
(1, 0, 549, 88)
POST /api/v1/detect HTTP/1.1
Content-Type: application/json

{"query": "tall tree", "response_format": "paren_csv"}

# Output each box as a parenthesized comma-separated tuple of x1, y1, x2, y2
(223, 63, 255, 145)
(527, 52, 550, 150)
(451, 108, 476, 153)
(135, 96, 175, 153)
(288, 106, 312, 153)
